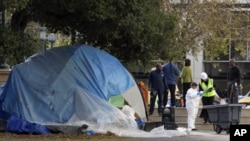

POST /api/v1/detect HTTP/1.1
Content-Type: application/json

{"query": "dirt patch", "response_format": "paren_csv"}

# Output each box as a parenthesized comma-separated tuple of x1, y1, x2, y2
(0, 131, 123, 141)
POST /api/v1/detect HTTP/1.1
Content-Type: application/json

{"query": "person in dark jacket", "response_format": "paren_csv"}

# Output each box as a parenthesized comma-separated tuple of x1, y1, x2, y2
(227, 59, 241, 104)
(148, 63, 165, 115)
(162, 59, 180, 107)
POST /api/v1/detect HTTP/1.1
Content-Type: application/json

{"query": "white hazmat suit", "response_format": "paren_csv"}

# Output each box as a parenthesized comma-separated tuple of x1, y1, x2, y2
(185, 85, 201, 131)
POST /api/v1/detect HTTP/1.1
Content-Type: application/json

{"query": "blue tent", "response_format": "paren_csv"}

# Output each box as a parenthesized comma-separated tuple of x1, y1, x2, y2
(0, 44, 147, 134)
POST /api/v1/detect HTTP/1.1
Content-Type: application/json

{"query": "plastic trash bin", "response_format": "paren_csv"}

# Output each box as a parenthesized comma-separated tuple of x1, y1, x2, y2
(203, 104, 242, 134)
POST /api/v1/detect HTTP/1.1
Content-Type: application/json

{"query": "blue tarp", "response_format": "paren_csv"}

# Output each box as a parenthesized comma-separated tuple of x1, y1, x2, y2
(0, 44, 143, 134)
(5, 115, 50, 134)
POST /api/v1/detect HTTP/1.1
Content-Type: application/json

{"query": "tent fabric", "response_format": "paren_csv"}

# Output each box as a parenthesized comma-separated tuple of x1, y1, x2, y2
(109, 95, 125, 108)
(0, 44, 147, 129)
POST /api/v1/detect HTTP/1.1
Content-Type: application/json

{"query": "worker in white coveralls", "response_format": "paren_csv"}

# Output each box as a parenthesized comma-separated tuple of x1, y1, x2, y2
(185, 82, 201, 131)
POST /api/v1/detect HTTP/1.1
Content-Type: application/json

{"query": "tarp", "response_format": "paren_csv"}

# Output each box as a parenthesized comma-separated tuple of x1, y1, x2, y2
(0, 44, 147, 134)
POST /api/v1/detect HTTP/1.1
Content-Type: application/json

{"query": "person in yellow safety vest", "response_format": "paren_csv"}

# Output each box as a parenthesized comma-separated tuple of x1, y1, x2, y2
(198, 72, 216, 124)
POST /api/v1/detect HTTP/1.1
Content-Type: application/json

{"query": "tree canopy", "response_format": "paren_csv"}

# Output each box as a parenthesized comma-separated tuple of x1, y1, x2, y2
(166, 0, 249, 61)
(12, 0, 177, 65)
(1, 0, 177, 67)
(2, 0, 249, 68)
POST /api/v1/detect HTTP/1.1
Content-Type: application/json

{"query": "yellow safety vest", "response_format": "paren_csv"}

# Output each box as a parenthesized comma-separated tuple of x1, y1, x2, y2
(200, 78, 215, 97)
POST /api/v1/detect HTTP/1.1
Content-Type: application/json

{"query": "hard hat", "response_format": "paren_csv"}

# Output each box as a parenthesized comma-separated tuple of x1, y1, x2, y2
(200, 72, 208, 80)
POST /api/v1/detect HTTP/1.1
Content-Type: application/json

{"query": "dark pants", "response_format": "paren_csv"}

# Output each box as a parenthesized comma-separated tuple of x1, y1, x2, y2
(227, 82, 238, 104)
(163, 84, 176, 107)
(149, 90, 163, 114)
(200, 96, 214, 122)
(182, 82, 191, 107)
